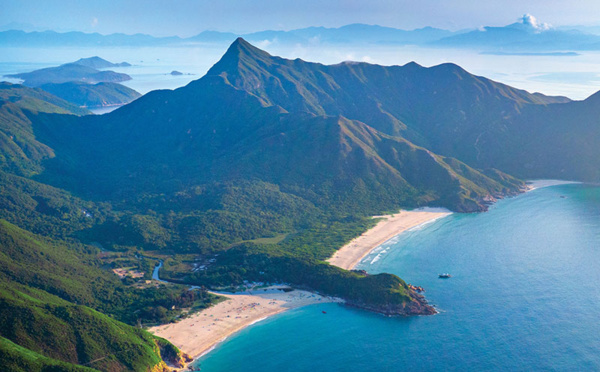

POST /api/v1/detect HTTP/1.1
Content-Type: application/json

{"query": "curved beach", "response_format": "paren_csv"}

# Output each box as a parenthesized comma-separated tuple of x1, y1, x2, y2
(149, 287, 341, 370)
(327, 208, 451, 270)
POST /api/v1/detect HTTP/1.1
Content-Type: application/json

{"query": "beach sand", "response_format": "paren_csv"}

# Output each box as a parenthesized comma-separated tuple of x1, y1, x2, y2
(327, 208, 451, 270)
(149, 287, 341, 369)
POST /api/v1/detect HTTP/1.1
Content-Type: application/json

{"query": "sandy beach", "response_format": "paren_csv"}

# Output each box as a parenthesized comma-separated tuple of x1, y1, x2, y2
(149, 287, 341, 369)
(327, 208, 451, 270)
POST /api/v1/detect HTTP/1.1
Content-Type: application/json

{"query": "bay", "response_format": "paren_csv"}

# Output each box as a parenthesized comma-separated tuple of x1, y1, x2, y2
(195, 183, 600, 371)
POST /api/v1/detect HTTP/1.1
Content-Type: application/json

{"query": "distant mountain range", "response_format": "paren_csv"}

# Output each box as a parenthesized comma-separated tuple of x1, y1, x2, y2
(3, 16, 600, 51)
(434, 15, 600, 51)
(0, 24, 457, 47)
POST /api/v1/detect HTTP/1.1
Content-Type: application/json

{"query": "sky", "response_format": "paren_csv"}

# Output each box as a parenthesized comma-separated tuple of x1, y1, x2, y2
(2, 0, 600, 36)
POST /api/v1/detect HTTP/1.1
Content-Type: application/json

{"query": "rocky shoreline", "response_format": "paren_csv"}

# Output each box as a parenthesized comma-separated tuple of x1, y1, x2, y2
(345, 290, 437, 316)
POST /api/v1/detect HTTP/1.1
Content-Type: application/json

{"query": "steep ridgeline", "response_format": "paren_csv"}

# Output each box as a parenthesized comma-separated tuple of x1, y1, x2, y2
(203, 39, 573, 171)
(33, 39, 524, 213)
(199, 39, 600, 182)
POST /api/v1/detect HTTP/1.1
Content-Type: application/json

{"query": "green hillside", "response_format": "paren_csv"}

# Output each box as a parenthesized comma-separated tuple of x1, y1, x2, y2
(0, 216, 217, 370)
(0, 83, 89, 177)
(0, 282, 172, 372)
(40, 82, 141, 108)
(0, 336, 95, 372)
(205, 38, 573, 170)
(32, 65, 523, 213)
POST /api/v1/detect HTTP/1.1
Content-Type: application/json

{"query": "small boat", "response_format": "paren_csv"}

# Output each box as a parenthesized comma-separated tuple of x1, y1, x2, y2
(322, 311, 327, 314)
(438, 273, 452, 278)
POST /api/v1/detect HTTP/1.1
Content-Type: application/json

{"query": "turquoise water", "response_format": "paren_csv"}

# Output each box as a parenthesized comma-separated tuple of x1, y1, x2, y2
(196, 184, 600, 371)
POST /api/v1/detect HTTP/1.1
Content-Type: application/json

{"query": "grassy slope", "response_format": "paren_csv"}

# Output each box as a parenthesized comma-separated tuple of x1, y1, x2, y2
(0, 336, 96, 372)
(40, 82, 141, 108)
(0, 282, 169, 372)
(0, 218, 219, 370)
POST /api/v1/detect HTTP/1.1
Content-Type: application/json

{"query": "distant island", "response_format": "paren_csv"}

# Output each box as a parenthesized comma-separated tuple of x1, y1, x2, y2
(169, 70, 194, 76)
(5, 57, 140, 109)
(5, 58, 132, 86)
(72, 56, 132, 69)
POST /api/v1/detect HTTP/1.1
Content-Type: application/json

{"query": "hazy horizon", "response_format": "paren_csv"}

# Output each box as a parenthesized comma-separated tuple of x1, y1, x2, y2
(3, 0, 600, 37)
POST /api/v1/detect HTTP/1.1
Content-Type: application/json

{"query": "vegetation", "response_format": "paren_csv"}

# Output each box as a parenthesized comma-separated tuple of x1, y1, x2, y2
(0, 336, 95, 372)
(40, 82, 141, 108)
(0, 219, 219, 325)
(4, 38, 599, 370)
(0, 282, 172, 372)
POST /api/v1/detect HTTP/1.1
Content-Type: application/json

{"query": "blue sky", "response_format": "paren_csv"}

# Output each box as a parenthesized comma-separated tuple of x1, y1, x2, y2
(2, 0, 600, 36)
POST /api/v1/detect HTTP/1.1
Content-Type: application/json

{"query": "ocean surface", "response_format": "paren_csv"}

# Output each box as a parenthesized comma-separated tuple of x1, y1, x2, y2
(195, 183, 600, 371)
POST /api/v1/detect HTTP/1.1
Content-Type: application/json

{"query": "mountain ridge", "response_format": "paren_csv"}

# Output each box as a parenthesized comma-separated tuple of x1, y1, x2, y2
(3, 18, 600, 51)
(31, 41, 524, 213)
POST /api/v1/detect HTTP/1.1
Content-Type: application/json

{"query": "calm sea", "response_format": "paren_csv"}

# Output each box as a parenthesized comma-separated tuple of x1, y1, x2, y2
(195, 183, 600, 371)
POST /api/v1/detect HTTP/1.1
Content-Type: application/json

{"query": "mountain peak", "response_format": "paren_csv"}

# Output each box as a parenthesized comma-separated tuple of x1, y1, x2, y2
(226, 37, 271, 58)
(207, 38, 273, 76)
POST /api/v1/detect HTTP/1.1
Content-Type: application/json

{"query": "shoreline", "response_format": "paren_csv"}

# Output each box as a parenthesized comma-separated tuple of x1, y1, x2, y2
(153, 180, 583, 369)
(148, 286, 342, 370)
(327, 208, 452, 270)
(526, 179, 581, 191)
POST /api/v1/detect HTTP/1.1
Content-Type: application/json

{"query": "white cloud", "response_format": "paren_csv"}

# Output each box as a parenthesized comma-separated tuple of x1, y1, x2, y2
(520, 14, 551, 31)
(255, 39, 273, 48)
(361, 55, 374, 63)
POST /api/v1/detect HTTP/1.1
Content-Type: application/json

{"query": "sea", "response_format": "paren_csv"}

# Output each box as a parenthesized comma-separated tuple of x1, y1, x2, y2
(194, 182, 600, 371)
